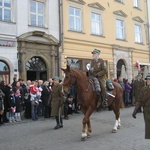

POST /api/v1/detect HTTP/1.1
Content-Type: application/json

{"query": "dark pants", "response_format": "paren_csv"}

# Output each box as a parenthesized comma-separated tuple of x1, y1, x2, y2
(44, 106, 51, 118)
(55, 116, 63, 125)
(64, 104, 68, 117)
(25, 101, 31, 118)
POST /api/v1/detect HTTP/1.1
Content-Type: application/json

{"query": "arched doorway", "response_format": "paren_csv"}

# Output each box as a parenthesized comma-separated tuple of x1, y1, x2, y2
(117, 59, 126, 78)
(26, 57, 47, 81)
(0, 61, 10, 83)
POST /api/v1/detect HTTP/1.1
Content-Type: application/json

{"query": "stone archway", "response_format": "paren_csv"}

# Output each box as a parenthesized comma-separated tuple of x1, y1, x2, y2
(0, 60, 10, 84)
(17, 31, 59, 81)
(117, 59, 126, 78)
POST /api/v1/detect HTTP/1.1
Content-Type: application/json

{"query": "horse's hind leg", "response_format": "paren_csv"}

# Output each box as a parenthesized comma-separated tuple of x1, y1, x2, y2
(112, 108, 120, 133)
(117, 117, 121, 129)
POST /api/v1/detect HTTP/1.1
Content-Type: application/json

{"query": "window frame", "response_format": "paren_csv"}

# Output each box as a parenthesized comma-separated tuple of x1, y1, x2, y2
(68, 2, 84, 33)
(69, 6, 82, 32)
(90, 10, 103, 36)
(0, 0, 13, 22)
(133, 0, 140, 9)
(115, 0, 124, 3)
(134, 24, 143, 44)
(115, 17, 126, 40)
(29, 0, 45, 27)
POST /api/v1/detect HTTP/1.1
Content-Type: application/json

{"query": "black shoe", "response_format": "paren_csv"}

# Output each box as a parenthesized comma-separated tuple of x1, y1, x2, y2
(59, 124, 63, 128)
(54, 125, 60, 130)
(64, 116, 69, 120)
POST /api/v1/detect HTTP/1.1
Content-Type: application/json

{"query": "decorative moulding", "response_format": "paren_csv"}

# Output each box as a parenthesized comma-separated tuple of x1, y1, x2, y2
(132, 16, 144, 23)
(113, 10, 127, 17)
(68, 0, 86, 5)
(88, 2, 105, 11)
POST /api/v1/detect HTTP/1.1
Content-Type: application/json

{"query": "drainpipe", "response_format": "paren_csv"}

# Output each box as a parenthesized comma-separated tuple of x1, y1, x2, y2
(146, 0, 150, 63)
(57, 0, 62, 76)
(57, 0, 64, 78)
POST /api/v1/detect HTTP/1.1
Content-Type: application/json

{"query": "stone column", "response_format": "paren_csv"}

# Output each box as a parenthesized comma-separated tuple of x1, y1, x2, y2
(51, 46, 57, 78)
(19, 42, 26, 81)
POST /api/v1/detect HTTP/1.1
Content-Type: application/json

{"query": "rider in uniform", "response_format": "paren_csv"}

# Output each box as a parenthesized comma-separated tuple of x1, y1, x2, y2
(89, 49, 108, 107)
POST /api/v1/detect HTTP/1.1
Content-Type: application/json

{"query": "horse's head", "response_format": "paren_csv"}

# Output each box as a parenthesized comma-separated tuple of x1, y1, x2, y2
(61, 65, 76, 93)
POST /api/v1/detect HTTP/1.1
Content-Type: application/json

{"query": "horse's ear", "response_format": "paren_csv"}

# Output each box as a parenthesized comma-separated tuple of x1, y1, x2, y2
(66, 65, 71, 72)
(61, 65, 71, 72)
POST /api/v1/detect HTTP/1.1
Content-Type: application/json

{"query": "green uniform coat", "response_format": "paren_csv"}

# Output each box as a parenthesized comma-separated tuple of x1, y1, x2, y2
(133, 79, 145, 102)
(136, 86, 150, 139)
(89, 58, 107, 97)
(51, 84, 65, 117)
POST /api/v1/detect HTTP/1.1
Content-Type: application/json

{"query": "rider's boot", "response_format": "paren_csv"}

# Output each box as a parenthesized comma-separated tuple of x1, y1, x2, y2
(102, 93, 108, 107)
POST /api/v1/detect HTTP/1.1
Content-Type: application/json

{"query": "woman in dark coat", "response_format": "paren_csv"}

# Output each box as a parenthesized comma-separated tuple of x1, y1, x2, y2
(0, 81, 11, 122)
(41, 81, 51, 118)
(132, 73, 150, 139)
(51, 76, 65, 129)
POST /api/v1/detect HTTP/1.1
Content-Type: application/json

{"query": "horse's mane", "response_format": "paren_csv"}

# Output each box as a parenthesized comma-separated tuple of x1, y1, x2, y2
(70, 67, 88, 79)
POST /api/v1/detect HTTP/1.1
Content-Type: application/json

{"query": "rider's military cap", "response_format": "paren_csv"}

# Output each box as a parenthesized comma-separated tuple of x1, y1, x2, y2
(145, 73, 150, 80)
(91, 49, 101, 55)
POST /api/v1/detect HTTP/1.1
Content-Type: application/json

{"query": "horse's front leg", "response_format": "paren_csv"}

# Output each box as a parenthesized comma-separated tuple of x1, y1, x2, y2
(81, 116, 87, 141)
(87, 118, 92, 138)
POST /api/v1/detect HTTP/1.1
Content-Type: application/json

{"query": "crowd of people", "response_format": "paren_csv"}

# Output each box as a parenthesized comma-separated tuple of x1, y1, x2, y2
(113, 73, 145, 109)
(0, 76, 80, 129)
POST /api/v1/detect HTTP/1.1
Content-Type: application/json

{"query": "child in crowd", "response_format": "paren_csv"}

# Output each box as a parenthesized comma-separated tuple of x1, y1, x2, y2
(14, 88, 22, 121)
(8, 91, 16, 122)
(67, 95, 74, 115)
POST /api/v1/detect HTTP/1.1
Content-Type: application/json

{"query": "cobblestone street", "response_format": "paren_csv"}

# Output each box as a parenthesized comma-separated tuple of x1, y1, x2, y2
(0, 107, 150, 150)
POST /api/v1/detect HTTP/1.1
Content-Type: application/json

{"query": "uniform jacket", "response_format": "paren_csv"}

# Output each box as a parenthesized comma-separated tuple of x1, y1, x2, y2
(136, 86, 150, 139)
(133, 79, 145, 101)
(89, 58, 107, 80)
(51, 83, 65, 116)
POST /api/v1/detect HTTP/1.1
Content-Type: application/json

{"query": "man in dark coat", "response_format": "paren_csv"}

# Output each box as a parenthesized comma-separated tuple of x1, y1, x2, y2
(51, 76, 65, 129)
(132, 73, 150, 139)
(133, 73, 145, 112)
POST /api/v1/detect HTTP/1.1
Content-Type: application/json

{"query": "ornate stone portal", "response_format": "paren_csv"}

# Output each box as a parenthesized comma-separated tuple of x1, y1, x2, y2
(17, 31, 59, 81)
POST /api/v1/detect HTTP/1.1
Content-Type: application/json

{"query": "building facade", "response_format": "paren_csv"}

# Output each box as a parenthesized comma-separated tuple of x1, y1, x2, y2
(60, 0, 150, 81)
(0, 0, 60, 83)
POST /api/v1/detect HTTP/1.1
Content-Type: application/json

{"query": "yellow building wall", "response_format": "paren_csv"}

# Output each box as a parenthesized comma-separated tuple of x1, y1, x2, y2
(60, 0, 149, 79)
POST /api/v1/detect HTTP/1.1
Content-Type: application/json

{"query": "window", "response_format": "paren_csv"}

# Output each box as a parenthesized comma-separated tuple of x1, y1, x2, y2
(69, 6, 82, 32)
(30, 0, 44, 27)
(0, 0, 11, 21)
(134, 24, 142, 43)
(116, 19, 125, 40)
(91, 12, 102, 35)
(133, 0, 140, 8)
(116, 0, 124, 3)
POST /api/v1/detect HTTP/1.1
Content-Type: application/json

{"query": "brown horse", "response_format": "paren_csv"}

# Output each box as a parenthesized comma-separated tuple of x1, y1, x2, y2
(61, 65, 124, 140)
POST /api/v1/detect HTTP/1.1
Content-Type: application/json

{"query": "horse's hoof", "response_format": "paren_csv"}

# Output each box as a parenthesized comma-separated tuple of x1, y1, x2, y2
(117, 125, 121, 129)
(112, 129, 117, 133)
(81, 136, 87, 141)
(87, 134, 92, 138)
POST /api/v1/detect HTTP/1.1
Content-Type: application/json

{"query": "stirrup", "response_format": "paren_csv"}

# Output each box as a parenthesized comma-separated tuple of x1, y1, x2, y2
(102, 100, 108, 107)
